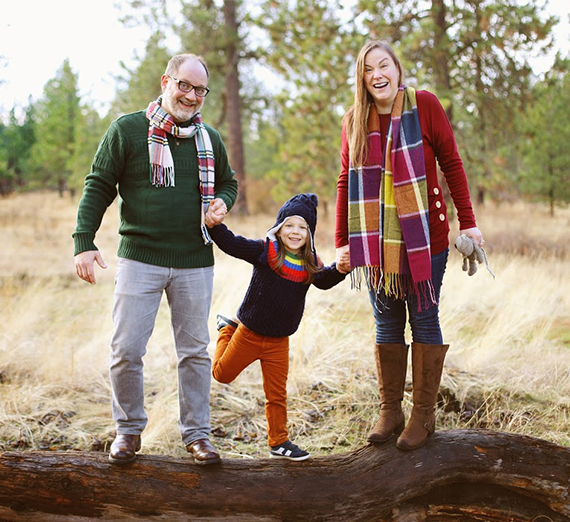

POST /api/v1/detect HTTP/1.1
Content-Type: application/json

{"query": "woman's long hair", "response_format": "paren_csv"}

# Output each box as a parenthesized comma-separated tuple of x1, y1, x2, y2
(274, 235, 321, 284)
(344, 40, 404, 169)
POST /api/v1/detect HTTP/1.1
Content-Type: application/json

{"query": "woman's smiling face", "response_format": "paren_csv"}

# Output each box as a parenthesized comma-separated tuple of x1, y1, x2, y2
(363, 47, 401, 114)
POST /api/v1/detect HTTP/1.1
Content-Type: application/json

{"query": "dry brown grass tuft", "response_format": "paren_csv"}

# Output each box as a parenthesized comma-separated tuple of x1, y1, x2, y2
(0, 192, 568, 458)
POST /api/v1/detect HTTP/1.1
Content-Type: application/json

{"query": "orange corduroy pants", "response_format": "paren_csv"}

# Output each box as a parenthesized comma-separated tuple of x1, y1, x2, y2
(212, 323, 289, 447)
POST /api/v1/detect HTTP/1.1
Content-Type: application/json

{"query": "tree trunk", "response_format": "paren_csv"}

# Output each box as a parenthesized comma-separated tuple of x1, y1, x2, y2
(549, 173, 555, 216)
(0, 430, 568, 521)
(473, 3, 490, 207)
(223, 0, 248, 215)
(431, 0, 453, 123)
(431, 0, 454, 212)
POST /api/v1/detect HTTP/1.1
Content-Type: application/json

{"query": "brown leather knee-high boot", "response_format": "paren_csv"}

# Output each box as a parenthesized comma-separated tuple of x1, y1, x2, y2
(396, 342, 449, 451)
(367, 343, 409, 443)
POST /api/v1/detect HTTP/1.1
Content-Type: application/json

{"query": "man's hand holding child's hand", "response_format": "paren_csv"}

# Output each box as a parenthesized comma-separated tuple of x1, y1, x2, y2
(205, 198, 227, 227)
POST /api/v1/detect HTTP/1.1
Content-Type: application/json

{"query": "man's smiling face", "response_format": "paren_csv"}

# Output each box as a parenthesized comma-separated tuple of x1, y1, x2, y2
(160, 58, 208, 123)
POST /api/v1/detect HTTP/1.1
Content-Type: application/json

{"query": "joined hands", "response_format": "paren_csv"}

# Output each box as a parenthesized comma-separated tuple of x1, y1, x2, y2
(205, 198, 227, 228)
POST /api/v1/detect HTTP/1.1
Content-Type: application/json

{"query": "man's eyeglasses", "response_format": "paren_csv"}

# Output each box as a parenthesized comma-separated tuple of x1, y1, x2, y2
(167, 75, 210, 97)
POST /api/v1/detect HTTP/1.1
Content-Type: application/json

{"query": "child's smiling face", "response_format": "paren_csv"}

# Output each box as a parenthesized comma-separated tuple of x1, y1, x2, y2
(276, 216, 309, 255)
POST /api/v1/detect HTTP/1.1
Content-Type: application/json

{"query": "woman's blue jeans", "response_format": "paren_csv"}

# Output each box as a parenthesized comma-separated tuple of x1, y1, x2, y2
(368, 248, 449, 345)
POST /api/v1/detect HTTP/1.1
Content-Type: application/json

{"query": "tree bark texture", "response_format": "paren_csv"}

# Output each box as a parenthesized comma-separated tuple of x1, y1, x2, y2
(431, 0, 453, 124)
(222, 0, 248, 215)
(0, 430, 568, 522)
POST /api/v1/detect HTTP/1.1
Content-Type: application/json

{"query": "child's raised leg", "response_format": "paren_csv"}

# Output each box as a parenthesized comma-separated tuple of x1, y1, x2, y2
(212, 322, 261, 384)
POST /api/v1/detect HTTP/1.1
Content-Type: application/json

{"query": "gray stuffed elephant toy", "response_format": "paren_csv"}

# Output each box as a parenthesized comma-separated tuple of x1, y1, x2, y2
(454, 235, 495, 278)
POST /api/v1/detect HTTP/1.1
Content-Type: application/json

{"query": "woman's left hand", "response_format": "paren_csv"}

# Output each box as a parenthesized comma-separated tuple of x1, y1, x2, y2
(335, 245, 351, 274)
(460, 226, 485, 248)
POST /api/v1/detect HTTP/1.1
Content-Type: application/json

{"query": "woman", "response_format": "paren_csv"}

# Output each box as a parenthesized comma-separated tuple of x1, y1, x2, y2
(335, 40, 483, 451)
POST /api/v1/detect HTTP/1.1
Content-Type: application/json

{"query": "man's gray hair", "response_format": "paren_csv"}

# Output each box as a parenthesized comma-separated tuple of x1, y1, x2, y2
(165, 54, 209, 78)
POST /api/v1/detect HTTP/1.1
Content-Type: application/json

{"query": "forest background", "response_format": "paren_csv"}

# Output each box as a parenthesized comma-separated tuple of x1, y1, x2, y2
(0, 0, 569, 458)
(2, 0, 570, 212)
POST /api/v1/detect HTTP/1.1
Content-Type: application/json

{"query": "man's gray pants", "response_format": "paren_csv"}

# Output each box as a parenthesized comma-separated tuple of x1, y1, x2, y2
(110, 258, 213, 446)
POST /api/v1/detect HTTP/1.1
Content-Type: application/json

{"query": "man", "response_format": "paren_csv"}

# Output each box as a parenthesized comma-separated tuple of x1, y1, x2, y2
(73, 54, 238, 465)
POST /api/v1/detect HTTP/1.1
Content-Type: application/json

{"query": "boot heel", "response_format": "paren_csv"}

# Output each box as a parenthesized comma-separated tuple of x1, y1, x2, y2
(394, 420, 405, 435)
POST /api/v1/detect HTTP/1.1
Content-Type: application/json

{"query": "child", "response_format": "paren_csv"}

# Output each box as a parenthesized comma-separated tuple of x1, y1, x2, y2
(208, 193, 347, 461)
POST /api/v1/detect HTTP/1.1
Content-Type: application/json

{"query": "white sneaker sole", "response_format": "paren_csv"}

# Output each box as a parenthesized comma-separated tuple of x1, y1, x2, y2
(269, 453, 310, 461)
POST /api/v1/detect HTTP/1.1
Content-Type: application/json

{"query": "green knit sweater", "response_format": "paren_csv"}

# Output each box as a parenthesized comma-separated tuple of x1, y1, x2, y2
(73, 110, 238, 268)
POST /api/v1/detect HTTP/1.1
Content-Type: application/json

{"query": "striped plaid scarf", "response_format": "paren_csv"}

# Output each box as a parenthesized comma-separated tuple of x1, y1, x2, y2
(146, 97, 215, 245)
(348, 86, 434, 307)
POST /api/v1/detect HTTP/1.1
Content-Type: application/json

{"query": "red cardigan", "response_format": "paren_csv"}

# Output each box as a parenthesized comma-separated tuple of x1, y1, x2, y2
(335, 90, 477, 256)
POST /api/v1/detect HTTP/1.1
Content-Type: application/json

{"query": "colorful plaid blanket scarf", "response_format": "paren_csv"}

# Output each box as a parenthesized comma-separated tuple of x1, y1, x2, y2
(348, 86, 435, 308)
(146, 97, 215, 245)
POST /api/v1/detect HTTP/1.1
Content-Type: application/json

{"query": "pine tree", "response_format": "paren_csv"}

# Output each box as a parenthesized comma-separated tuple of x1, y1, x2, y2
(176, 0, 249, 213)
(519, 56, 570, 215)
(251, 0, 359, 212)
(110, 32, 171, 118)
(355, 0, 556, 203)
(68, 106, 109, 196)
(0, 103, 36, 195)
(28, 59, 81, 196)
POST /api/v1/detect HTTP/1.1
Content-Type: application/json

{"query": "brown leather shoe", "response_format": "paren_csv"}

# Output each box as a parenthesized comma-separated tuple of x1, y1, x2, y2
(109, 434, 141, 465)
(186, 438, 221, 465)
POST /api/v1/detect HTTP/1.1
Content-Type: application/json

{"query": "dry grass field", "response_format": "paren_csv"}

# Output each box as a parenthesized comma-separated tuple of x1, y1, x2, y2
(0, 191, 568, 460)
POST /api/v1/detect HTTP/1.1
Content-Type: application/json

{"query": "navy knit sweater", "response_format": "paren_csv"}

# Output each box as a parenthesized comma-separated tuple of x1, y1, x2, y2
(209, 223, 346, 337)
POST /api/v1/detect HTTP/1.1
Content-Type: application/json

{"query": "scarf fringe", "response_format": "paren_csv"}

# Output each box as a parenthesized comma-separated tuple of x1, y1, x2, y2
(151, 165, 175, 188)
(201, 224, 213, 245)
(351, 266, 438, 311)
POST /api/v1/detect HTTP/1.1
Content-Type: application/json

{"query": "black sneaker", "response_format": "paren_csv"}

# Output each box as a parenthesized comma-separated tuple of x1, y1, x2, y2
(270, 440, 310, 461)
(216, 314, 238, 331)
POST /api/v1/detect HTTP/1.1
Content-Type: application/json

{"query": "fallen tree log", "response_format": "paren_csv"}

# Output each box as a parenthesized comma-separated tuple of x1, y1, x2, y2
(0, 429, 568, 522)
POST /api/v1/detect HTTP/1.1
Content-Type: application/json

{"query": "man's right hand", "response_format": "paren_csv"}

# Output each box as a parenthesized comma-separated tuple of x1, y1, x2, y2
(74, 250, 107, 285)
(205, 198, 227, 228)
